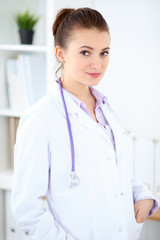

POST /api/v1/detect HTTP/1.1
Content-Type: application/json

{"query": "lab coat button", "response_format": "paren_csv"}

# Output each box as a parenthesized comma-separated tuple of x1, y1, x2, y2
(107, 156, 111, 161)
(121, 192, 124, 196)
(119, 228, 123, 232)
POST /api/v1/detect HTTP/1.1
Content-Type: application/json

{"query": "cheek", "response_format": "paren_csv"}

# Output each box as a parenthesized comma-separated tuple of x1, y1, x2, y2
(71, 58, 86, 71)
(103, 56, 109, 69)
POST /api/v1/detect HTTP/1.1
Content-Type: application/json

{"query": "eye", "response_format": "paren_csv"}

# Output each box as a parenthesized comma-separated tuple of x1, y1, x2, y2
(101, 51, 109, 56)
(80, 51, 89, 56)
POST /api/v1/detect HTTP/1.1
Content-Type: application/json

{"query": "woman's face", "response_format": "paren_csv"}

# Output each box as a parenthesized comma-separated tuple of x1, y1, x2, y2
(57, 28, 111, 87)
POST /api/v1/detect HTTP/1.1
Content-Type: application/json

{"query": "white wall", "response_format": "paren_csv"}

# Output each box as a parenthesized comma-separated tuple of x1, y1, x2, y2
(94, 0, 160, 139)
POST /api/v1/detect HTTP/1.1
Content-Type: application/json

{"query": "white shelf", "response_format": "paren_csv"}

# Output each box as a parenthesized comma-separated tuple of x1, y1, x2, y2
(0, 44, 47, 53)
(0, 170, 13, 190)
(0, 109, 22, 118)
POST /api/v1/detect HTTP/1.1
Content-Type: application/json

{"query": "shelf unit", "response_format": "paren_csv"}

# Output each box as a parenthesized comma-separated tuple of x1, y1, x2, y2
(0, 109, 22, 118)
(0, 44, 47, 52)
(0, 0, 55, 164)
(0, 0, 55, 239)
(0, 170, 13, 190)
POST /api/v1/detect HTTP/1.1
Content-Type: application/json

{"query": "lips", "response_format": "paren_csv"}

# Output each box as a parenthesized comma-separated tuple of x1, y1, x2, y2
(86, 72, 101, 78)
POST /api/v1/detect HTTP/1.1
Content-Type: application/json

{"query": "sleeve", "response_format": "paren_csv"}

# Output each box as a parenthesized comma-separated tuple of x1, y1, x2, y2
(131, 177, 159, 217)
(10, 113, 71, 240)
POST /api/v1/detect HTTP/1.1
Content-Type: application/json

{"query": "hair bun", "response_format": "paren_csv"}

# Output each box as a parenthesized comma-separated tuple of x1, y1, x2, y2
(53, 8, 75, 36)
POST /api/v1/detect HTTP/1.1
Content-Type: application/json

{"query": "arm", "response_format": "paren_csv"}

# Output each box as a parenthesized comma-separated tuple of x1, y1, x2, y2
(10, 113, 68, 240)
(132, 177, 159, 223)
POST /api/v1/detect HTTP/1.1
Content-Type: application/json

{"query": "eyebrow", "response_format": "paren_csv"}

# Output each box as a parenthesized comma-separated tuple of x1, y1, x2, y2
(79, 46, 110, 50)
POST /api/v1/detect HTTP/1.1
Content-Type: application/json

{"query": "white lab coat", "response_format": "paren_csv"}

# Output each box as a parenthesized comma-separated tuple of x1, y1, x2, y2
(11, 82, 156, 240)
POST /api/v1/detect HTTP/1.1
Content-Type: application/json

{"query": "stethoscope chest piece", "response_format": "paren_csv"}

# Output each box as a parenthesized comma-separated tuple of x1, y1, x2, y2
(69, 172, 80, 188)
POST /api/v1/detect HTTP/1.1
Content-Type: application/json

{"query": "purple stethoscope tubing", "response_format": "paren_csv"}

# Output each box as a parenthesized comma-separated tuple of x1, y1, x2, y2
(57, 78, 130, 188)
(58, 79, 75, 172)
(58, 78, 80, 188)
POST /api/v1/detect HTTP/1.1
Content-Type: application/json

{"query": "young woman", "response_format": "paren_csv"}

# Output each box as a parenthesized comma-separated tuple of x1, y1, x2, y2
(11, 8, 158, 240)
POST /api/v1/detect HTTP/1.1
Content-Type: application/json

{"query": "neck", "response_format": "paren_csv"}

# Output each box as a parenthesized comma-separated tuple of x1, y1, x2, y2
(60, 76, 93, 102)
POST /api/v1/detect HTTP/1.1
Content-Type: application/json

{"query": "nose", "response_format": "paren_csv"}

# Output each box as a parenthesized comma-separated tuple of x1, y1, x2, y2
(90, 56, 102, 70)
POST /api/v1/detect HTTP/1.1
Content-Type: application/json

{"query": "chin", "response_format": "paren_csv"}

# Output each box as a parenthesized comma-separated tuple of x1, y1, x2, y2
(89, 79, 102, 87)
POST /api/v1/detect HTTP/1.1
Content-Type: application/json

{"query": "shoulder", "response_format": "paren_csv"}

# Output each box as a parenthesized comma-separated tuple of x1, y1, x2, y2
(19, 93, 64, 130)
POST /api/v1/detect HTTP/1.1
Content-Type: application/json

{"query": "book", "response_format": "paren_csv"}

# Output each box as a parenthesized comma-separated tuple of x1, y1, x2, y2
(16, 54, 30, 110)
(6, 54, 46, 111)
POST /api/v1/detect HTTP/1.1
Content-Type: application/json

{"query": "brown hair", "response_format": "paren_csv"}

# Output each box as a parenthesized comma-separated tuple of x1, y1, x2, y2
(52, 7, 110, 48)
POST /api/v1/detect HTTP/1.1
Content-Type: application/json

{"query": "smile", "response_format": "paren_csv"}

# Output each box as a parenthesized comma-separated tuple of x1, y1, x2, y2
(86, 72, 101, 78)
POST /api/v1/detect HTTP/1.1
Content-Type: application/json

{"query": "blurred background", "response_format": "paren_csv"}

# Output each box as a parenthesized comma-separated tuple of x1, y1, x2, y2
(0, 0, 159, 239)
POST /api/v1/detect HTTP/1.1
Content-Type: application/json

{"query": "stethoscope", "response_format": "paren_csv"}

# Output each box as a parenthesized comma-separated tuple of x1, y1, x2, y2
(58, 79, 80, 188)
(58, 78, 131, 188)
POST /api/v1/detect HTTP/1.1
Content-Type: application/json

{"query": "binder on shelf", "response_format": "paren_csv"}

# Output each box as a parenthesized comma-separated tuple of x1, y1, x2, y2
(9, 117, 20, 169)
(6, 58, 21, 111)
(16, 55, 30, 110)
(6, 53, 46, 112)
(24, 54, 46, 105)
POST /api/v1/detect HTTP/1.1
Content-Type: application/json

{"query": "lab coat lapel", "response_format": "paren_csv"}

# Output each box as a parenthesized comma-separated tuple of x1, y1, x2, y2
(75, 107, 113, 143)
(50, 82, 113, 143)
(49, 81, 78, 113)
(65, 96, 113, 143)
(101, 103, 124, 161)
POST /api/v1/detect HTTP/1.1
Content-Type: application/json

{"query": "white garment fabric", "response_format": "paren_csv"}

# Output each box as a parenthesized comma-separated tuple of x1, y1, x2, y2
(11, 83, 158, 240)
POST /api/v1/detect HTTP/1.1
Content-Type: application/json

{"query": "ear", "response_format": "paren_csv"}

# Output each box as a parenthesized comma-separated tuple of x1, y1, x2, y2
(55, 46, 65, 63)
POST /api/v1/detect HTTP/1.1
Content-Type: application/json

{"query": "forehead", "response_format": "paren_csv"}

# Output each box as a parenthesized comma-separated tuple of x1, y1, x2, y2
(68, 28, 110, 49)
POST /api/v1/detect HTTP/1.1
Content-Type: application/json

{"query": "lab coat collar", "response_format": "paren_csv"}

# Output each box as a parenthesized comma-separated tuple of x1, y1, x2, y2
(48, 81, 121, 151)
(49, 81, 108, 115)
(62, 86, 108, 109)
(48, 80, 79, 114)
